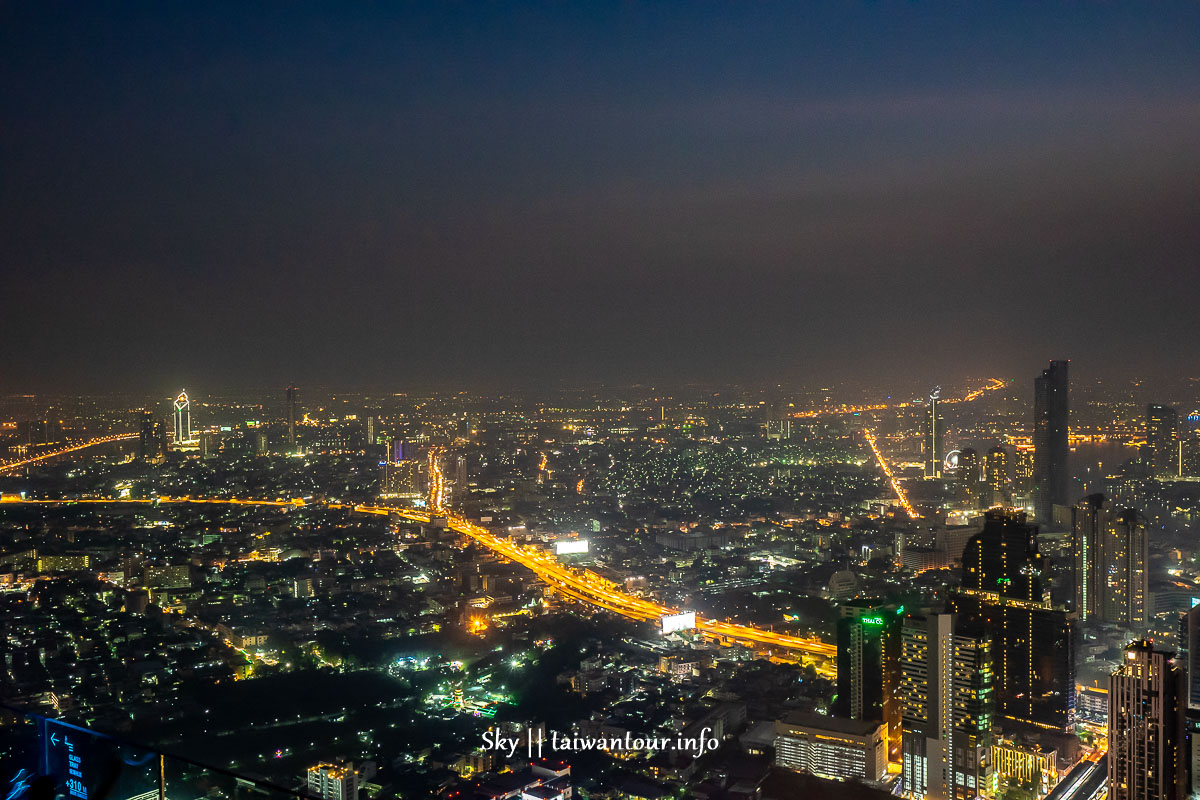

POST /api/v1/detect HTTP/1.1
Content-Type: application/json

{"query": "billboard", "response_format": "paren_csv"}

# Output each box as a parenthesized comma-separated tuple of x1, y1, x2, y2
(555, 539, 590, 555)
(661, 611, 697, 634)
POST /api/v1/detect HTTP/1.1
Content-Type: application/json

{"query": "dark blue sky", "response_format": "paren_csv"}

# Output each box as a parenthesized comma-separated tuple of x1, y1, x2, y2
(3, 3, 1198, 391)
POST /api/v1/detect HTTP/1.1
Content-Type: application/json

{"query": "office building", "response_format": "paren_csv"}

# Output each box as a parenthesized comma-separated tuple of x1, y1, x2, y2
(380, 459, 426, 499)
(1071, 495, 1147, 628)
(365, 415, 376, 449)
(923, 388, 944, 478)
(949, 510, 1075, 732)
(172, 390, 191, 445)
(957, 448, 980, 508)
(307, 763, 359, 800)
(900, 613, 995, 800)
(775, 711, 887, 783)
(286, 385, 298, 451)
(1108, 640, 1183, 800)
(1182, 604, 1200, 798)
(138, 410, 163, 462)
(1032, 360, 1069, 523)
(1147, 404, 1181, 478)
(835, 600, 903, 762)
(984, 446, 1010, 507)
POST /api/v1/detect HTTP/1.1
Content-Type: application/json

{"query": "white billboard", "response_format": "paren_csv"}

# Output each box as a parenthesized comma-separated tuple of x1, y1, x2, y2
(661, 611, 697, 634)
(555, 539, 590, 555)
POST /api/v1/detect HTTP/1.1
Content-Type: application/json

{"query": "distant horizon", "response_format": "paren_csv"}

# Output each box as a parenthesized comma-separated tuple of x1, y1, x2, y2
(5, 368, 1200, 406)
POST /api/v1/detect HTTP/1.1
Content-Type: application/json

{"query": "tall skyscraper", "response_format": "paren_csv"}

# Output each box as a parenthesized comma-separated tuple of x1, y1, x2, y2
(957, 448, 980, 508)
(1147, 404, 1181, 478)
(1108, 640, 1183, 800)
(138, 410, 162, 461)
(286, 385, 298, 451)
(900, 613, 995, 800)
(835, 600, 903, 762)
(949, 510, 1075, 732)
(923, 388, 944, 478)
(365, 415, 376, 449)
(984, 446, 1010, 507)
(172, 391, 191, 444)
(1032, 360, 1069, 523)
(1071, 494, 1147, 628)
(1183, 604, 1200, 798)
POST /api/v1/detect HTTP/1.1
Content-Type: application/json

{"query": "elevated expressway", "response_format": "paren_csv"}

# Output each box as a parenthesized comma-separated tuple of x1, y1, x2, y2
(0, 493, 835, 673)
(0, 433, 138, 474)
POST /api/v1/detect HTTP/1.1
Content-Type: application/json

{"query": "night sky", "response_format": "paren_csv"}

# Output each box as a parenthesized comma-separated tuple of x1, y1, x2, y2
(3, 3, 1198, 392)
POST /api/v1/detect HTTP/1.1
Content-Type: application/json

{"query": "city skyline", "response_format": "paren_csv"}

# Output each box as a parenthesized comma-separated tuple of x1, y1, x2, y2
(3, 4, 1199, 799)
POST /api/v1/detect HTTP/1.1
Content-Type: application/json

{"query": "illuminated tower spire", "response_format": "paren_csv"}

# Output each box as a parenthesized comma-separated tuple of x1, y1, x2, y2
(172, 391, 191, 444)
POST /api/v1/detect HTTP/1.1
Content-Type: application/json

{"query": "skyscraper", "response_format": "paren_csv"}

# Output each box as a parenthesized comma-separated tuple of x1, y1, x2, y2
(923, 388, 944, 478)
(900, 613, 995, 800)
(1147, 404, 1181, 478)
(286, 385, 297, 451)
(984, 446, 1010, 507)
(172, 391, 191, 444)
(1108, 640, 1183, 800)
(835, 600, 903, 762)
(1183, 604, 1200, 798)
(957, 448, 980, 508)
(949, 510, 1075, 732)
(1071, 494, 1147, 628)
(138, 410, 162, 462)
(1032, 360, 1069, 523)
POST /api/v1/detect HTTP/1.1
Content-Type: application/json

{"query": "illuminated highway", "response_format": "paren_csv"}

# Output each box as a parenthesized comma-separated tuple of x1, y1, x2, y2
(0, 492, 835, 670)
(0, 433, 139, 474)
(792, 378, 1005, 419)
(862, 428, 919, 519)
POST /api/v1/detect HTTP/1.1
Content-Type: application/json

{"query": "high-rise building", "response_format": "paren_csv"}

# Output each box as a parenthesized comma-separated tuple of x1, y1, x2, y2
(1183, 604, 1200, 798)
(380, 459, 425, 499)
(286, 385, 298, 451)
(306, 763, 358, 800)
(835, 600, 903, 762)
(960, 509, 1049, 605)
(1032, 360, 1069, 523)
(1147, 404, 1181, 478)
(1108, 640, 1183, 800)
(1071, 494, 1147, 628)
(766, 397, 792, 441)
(949, 510, 1075, 732)
(365, 416, 376, 449)
(957, 448, 980, 508)
(923, 388, 944, 478)
(453, 454, 468, 500)
(983, 446, 1010, 507)
(900, 613, 995, 800)
(172, 391, 191, 445)
(138, 410, 163, 462)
